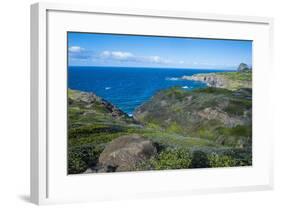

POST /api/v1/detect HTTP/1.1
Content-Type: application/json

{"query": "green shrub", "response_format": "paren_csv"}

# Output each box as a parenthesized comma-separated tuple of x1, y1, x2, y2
(153, 148, 192, 170)
(68, 151, 88, 174)
(137, 148, 192, 170)
(224, 148, 252, 166)
(68, 144, 105, 174)
(208, 153, 236, 167)
(191, 150, 210, 168)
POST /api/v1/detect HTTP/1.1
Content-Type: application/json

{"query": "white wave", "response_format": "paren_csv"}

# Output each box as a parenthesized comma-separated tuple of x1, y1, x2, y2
(166, 77, 180, 81)
(128, 113, 133, 117)
(105, 87, 111, 90)
(182, 86, 189, 89)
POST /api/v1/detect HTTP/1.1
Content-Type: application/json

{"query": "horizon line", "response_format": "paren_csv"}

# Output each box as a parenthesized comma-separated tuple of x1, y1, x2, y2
(68, 65, 238, 70)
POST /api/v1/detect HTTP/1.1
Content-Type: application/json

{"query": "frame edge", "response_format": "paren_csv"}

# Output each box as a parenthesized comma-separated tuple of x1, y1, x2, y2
(30, 2, 48, 205)
(30, 2, 274, 204)
(30, 3, 39, 205)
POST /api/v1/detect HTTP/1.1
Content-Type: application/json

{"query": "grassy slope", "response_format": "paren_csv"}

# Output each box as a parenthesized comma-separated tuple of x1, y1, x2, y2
(218, 71, 252, 90)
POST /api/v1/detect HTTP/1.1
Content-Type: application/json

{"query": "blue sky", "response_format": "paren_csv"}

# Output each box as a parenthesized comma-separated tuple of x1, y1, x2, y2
(68, 32, 252, 70)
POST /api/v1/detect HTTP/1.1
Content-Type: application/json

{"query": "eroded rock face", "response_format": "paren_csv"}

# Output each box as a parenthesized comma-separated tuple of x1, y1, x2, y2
(182, 74, 228, 88)
(181, 68, 252, 91)
(197, 107, 246, 127)
(98, 135, 157, 172)
(68, 89, 127, 119)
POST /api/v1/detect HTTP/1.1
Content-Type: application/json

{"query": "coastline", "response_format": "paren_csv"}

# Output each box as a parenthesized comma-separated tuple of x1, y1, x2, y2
(181, 71, 252, 91)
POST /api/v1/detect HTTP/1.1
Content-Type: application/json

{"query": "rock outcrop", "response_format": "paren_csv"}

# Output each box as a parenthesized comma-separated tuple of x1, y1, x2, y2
(182, 73, 227, 88)
(181, 71, 252, 91)
(237, 63, 251, 72)
(68, 89, 128, 119)
(98, 135, 157, 172)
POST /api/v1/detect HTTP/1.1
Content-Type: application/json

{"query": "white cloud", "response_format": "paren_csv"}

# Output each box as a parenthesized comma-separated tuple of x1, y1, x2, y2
(101, 51, 134, 60)
(70, 49, 184, 66)
(101, 51, 110, 56)
(100, 50, 171, 65)
(69, 46, 84, 53)
(149, 56, 161, 63)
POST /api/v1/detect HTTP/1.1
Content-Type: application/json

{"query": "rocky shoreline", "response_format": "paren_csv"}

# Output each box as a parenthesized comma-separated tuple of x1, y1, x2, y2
(182, 73, 228, 88)
(181, 63, 252, 91)
(181, 71, 251, 91)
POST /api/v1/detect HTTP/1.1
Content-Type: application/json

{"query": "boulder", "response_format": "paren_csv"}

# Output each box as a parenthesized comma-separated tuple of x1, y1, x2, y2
(98, 135, 157, 172)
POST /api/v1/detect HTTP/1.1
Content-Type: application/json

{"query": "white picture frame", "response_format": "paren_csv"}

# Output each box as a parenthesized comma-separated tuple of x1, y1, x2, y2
(30, 2, 274, 205)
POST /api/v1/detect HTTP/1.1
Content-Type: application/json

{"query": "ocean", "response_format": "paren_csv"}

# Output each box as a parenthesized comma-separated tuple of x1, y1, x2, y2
(68, 66, 231, 115)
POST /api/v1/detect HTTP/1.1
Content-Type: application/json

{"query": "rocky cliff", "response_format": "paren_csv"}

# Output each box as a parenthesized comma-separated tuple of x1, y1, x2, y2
(68, 89, 129, 121)
(181, 70, 252, 90)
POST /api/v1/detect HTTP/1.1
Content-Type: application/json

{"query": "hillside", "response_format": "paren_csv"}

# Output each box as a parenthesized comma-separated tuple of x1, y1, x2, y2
(68, 87, 252, 174)
(134, 87, 252, 148)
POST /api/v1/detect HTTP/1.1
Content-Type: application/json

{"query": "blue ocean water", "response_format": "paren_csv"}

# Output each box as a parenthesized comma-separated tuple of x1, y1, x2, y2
(68, 66, 230, 115)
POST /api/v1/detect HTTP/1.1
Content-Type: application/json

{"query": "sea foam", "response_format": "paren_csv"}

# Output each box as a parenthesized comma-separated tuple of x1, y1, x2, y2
(165, 77, 180, 81)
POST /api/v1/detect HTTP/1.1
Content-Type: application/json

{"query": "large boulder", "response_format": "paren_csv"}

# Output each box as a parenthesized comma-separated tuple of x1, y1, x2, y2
(98, 135, 157, 172)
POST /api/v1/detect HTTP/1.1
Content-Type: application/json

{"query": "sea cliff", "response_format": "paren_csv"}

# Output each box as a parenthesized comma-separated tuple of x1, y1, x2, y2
(181, 71, 252, 90)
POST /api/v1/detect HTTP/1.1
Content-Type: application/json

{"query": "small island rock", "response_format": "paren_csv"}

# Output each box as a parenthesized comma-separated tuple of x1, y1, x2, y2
(237, 63, 251, 72)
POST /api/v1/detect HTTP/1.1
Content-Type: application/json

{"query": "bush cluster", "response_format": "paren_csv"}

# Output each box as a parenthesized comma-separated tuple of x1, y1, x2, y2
(208, 152, 236, 167)
(68, 144, 104, 174)
(190, 150, 210, 168)
(152, 148, 192, 170)
(136, 147, 192, 171)
(136, 147, 251, 172)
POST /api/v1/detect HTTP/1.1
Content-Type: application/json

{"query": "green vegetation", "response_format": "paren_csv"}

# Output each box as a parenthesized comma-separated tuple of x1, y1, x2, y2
(219, 71, 252, 82)
(135, 147, 250, 171)
(68, 69, 252, 174)
(208, 153, 236, 167)
(136, 147, 192, 170)
(134, 86, 252, 148)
